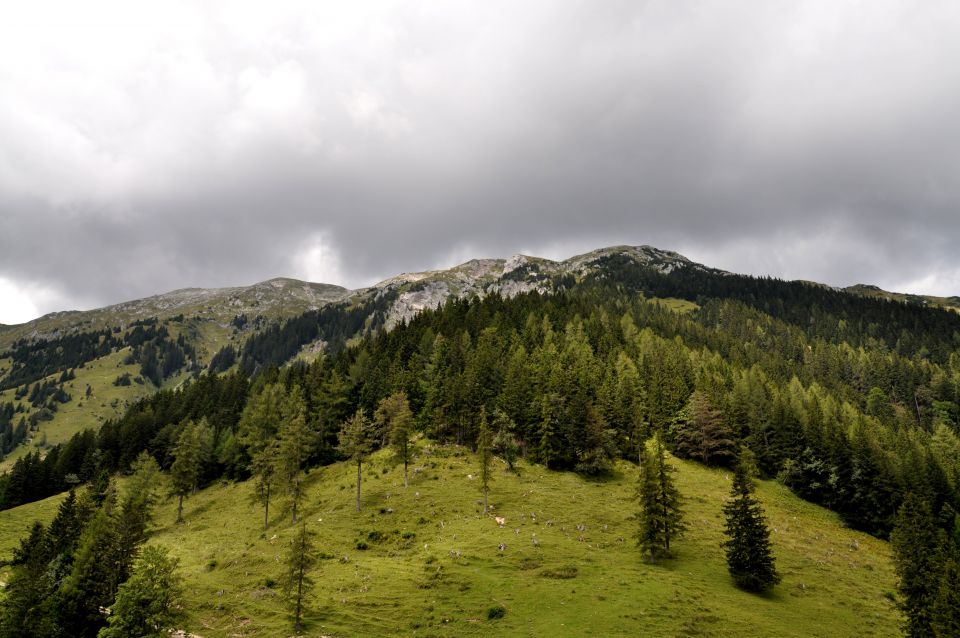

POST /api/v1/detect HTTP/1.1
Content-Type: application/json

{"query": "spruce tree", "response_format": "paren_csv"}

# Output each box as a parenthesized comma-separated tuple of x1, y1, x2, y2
(636, 434, 686, 562)
(97, 545, 184, 638)
(338, 409, 374, 512)
(932, 557, 960, 637)
(722, 456, 780, 593)
(891, 493, 944, 638)
(284, 522, 316, 634)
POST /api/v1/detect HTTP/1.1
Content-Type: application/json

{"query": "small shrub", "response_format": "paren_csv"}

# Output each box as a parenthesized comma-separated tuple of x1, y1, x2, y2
(355, 540, 369, 550)
(487, 605, 506, 620)
(540, 566, 578, 579)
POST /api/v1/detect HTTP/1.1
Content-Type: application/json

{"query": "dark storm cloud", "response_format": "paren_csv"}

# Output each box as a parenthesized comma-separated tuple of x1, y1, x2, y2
(2, 0, 960, 323)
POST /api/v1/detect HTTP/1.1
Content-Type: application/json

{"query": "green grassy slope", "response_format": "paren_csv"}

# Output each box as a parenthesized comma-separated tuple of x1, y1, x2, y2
(129, 445, 899, 637)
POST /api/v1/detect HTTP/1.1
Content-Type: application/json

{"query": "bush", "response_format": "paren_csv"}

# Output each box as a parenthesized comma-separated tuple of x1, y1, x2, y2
(487, 605, 506, 620)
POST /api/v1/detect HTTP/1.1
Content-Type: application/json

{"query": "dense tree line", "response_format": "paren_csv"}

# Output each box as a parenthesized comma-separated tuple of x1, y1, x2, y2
(1, 318, 200, 397)
(0, 372, 249, 510)
(237, 292, 398, 375)
(1, 330, 117, 391)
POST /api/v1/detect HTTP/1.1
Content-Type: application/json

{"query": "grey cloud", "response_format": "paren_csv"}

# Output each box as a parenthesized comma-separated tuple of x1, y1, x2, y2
(2, 0, 960, 323)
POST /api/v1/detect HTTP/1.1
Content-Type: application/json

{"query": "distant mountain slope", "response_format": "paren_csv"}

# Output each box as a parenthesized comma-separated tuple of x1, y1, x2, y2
(0, 278, 349, 349)
(844, 283, 960, 311)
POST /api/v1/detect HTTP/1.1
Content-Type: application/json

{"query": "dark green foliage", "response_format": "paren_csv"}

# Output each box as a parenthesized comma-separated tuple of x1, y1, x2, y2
(487, 605, 506, 620)
(891, 494, 944, 638)
(97, 545, 184, 638)
(636, 435, 686, 561)
(722, 459, 780, 593)
(932, 557, 960, 637)
(207, 345, 236, 373)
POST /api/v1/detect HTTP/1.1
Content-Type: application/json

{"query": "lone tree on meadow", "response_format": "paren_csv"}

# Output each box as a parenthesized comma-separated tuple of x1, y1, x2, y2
(722, 455, 780, 593)
(284, 522, 316, 635)
(636, 434, 686, 562)
(477, 409, 494, 514)
(375, 391, 415, 487)
(339, 409, 374, 512)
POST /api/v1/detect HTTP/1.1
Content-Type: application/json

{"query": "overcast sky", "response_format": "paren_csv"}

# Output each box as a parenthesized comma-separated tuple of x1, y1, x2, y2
(1, 1, 959, 324)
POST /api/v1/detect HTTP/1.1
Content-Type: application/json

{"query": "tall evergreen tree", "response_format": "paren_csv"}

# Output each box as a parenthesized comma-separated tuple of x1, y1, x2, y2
(891, 493, 944, 638)
(636, 434, 686, 562)
(932, 557, 960, 637)
(338, 409, 374, 512)
(721, 456, 781, 592)
(97, 545, 184, 638)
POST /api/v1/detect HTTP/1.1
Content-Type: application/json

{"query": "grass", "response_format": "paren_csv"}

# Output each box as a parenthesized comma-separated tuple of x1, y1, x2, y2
(114, 444, 901, 638)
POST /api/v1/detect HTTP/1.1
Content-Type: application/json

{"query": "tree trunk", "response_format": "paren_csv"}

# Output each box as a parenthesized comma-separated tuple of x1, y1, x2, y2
(295, 561, 304, 632)
(177, 493, 184, 524)
(356, 460, 362, 512)
(404, 454, 409, 488)
(264, 483, 270, 531)
(483, 486, 488, 515)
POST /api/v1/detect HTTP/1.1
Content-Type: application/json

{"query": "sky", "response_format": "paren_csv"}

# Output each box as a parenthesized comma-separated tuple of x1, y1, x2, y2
(2, 0, 959, 324)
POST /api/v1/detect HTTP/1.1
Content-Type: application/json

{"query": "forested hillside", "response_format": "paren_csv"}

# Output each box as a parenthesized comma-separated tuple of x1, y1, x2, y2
(2, 248, 960, 635)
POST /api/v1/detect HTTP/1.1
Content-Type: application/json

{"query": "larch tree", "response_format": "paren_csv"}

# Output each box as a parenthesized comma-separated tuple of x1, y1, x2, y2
(278, 385, 311, 523)
(169, 419, 206, 524)
(636, 434, 686, 562)
(238, 382, 285, 530)
(338, 409, 374, 512)
(477, 408, 494, 514)
(375, 391, 415, 487)
(283, 522, 316, 635)
(675, 390, 736, 466)
(721, 455, 781, 592)
(491, 408, 519, 472)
